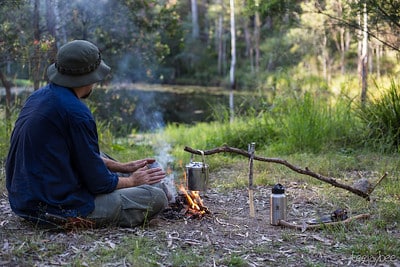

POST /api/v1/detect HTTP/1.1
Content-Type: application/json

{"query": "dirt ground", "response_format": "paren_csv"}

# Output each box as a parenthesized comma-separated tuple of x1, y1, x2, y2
(1, 168, 399, 267)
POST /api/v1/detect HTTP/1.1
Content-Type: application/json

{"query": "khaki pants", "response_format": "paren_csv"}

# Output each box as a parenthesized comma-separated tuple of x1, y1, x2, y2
(87, 183, 168, 227)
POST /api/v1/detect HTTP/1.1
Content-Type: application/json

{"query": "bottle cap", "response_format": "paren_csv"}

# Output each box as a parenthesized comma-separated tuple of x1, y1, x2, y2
(272, 183, 285, 194)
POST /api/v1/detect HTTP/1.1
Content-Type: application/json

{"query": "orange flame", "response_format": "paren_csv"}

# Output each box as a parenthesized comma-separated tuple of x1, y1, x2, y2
(178, 160, 207, 216)
(179, 185, 204, 212)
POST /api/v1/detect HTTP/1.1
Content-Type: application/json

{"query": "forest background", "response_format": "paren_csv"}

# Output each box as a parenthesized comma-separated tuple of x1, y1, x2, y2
(1, 0, 399, 96)
(1, 0, 400, 155)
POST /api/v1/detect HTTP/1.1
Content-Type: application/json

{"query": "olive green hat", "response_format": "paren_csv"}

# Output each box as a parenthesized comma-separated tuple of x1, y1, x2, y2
(47, 40, 111, 88)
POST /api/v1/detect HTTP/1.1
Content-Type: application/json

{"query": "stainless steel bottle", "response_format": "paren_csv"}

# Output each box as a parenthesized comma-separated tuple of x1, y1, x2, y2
(270, 183, 287, 225)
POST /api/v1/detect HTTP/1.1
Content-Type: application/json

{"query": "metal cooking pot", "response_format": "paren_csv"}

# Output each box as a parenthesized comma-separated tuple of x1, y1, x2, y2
(186, 150, 209, 191)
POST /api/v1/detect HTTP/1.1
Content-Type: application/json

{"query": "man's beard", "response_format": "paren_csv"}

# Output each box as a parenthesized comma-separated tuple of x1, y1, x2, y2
(81, 89, 93, 99)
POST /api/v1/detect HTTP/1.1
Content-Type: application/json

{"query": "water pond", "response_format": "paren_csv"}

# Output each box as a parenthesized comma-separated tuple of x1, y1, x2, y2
(89, 84, 252, 135)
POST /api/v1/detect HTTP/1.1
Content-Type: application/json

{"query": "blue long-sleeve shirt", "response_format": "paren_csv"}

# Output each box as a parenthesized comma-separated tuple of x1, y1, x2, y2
(6, 83, 118, 221)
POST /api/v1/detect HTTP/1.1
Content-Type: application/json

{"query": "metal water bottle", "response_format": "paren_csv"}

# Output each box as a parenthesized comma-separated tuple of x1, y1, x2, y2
(270, 183, 287, 225)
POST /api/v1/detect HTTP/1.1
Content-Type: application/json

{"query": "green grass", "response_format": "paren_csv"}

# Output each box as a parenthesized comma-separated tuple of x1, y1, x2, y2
(355, 79, 400, 152)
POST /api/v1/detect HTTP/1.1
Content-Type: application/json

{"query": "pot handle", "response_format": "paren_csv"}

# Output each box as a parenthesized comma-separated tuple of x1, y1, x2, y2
(198, 150, 208, 185)
(199, 150, 206, 167)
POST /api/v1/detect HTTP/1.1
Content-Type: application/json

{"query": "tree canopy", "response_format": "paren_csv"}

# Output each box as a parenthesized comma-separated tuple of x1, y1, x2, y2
(0, 0, 399, 93)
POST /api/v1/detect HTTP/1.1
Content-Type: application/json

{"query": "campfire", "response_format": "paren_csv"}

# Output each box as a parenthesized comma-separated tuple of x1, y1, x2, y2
(179, 185, 210, 216)
(162, 185, 210, 220)
(162, 162, 211, 220)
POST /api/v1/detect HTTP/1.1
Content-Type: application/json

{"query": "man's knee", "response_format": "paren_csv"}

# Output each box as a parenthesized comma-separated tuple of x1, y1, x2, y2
(148, 186, 169, 212)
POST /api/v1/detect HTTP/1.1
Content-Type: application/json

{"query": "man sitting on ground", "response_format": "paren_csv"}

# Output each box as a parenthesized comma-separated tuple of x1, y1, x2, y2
(6, 40, 169, 228)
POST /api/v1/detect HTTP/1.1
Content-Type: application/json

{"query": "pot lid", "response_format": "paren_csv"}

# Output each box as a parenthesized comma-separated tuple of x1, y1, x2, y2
(186, 161, 208, 168)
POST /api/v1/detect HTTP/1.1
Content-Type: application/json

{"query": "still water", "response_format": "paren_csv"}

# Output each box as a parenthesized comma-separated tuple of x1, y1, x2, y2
(88, 84, 249, 134)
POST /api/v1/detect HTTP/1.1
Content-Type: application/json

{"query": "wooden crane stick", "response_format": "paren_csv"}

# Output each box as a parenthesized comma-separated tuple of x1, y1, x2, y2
(248, 142, 256, 217)
(184, 145, 387, 200)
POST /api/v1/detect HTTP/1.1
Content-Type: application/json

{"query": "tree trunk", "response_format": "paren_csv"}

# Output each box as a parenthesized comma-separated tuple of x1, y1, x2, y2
(340, 29, 346, 74)
(254, 0, 260, 73)
(32, 0, 41, 90)
(243, 16, 253, 73)
(229, 0, 236, 123)
(45, 0, 59, 67)
(321, 33, 328, 81)
(376, 43, 381, 78)
(191, 0, 199, 39)
(217, 0, 224, 75)
(55, 0, 67, 47)
(46, 0, 56, 37)
(0, 70, 12, 124)
(359, 2, 368, 104)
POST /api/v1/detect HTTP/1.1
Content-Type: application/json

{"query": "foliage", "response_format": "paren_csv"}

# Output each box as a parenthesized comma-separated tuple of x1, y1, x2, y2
(355, 80, 400, 152)
(271, 91, 359, 153)
(0, 0, 32, 75)
(0, 98, 26, 163)
(1, 0, 399, 90)
(350, 0, 400, 52)
(0, 109, 12, 161)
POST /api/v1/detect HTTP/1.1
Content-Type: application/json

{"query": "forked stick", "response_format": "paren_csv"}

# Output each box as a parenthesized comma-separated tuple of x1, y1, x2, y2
(184, 145, 387, 200)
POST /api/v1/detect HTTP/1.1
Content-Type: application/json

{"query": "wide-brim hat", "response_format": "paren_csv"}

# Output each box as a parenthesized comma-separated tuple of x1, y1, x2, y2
(47, 40, 111, 88)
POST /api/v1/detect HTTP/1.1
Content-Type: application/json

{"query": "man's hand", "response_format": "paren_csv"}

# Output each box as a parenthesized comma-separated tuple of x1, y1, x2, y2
(103, 157, 156, 173)
(116, 166, 166, 189)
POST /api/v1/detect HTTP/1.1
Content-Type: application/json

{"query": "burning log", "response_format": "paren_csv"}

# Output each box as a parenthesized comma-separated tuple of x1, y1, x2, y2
(184, 145, 388, 200)
(162, 186, 211, 220)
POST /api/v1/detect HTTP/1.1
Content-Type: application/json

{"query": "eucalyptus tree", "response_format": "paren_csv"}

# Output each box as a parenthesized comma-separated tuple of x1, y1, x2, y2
(364, 0, 400, 78)
(229, 0, 236, 122)
(298, 0, 354, 84)
(354, 0, 400, 102)
(191, 0, 200, 39)
(311, 0, 400, 102)
(359, 2, 368, 104)
(361, 0, 400, 51)
(243, 0, 299, 75)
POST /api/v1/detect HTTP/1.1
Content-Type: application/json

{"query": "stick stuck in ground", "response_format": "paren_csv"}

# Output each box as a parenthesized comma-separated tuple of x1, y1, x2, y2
(248, 142, 256, 217)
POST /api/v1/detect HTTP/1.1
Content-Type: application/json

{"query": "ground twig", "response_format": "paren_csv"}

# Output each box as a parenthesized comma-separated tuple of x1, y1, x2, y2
(278, 213, 371, 231)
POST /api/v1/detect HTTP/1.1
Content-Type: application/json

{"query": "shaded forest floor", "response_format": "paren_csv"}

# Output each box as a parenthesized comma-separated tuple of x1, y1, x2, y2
(1, 167, 399, 266)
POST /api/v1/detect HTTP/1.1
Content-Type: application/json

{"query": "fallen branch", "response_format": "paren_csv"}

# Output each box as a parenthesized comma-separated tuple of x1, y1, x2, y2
(184, 145, 386, 200)
(278, 213, 370, 231)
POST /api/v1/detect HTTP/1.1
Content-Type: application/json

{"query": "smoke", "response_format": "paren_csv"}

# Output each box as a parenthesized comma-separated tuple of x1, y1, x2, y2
(153, 140, 177, 203)
(134, 107, 165, 132)
(132, 89, 176, 202)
